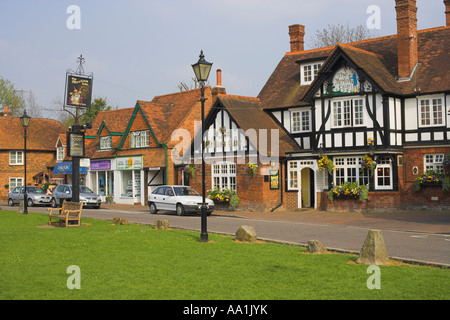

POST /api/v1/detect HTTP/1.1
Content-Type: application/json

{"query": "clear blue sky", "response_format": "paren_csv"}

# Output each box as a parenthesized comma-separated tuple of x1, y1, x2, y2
(0, 0, 446, 113)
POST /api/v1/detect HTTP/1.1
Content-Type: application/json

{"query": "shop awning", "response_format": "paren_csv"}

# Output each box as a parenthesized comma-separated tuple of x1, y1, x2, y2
(53, 162, 88, 175)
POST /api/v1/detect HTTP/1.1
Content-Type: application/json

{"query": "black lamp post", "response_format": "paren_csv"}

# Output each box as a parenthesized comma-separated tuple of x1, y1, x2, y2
(192, 50, 212, 242)
(20, 110, 31, 215)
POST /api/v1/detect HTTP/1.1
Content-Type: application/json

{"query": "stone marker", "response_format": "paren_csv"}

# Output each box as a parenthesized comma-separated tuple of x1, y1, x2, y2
(235, 225, 257, 242)
(307, 240, 328, 254)
(356, 229, 390, 265)
(18, 201, 24, 213)
(113, 217, 128, 225)
(155, 220, 170, 230)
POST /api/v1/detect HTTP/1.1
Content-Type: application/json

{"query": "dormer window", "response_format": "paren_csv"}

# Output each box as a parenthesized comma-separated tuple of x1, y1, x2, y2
(130, 130, 150, 148)
(300, 62, 323, 85)
(100, 136, 112, 150)
(56, 147, 65, 161)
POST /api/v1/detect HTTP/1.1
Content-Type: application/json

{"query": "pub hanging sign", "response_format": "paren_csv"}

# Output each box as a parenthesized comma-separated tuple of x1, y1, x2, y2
(67, 131, 85, 158)
(65, 75, 93, 108)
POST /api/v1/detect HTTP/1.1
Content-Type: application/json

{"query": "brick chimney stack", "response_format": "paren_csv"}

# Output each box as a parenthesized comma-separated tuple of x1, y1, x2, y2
(212, 69, 226, 96)
(289, 24, 305, 53)
(395, 0, 419, 79)
(445, 0, 450, 26)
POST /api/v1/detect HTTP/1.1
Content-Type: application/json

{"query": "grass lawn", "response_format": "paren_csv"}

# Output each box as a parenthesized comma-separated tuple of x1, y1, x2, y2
(0, 210, 449, 300)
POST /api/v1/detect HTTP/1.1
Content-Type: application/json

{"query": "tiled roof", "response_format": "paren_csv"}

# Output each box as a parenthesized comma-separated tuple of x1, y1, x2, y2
(0, 116, 66, 151)
(258, 27, 450, 108)
(215, 95, 301, 156)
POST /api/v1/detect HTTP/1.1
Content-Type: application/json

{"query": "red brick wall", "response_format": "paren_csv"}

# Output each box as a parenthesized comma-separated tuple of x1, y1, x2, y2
(187, 159, 283, 212)
(0, 150, 55, 200)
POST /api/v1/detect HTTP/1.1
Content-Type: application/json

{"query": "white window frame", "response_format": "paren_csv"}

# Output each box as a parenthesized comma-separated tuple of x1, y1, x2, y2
(57, 147, 65, 161)
(130, 130, 150, 148)
(419, 96, 444, 127)
(332, 98, 365, 128)
(424, 154, 444, 174)
(291, 110, 311, 133)
(9, 177, 24, 192)
(333, 156, 371, 187)
(300, 62, 323, 85)
(9, 151, 23, 165)
(211, 162, 236, 192)
(100, 136, 112, 150)
(375, 156, 393, 190)
(288, 161, 299, 190)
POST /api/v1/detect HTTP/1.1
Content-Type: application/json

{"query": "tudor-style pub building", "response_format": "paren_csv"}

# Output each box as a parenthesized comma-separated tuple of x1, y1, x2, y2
(258, 0, 450, 210)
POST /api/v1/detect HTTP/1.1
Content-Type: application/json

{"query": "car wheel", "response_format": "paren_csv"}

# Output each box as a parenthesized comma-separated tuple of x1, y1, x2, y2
(95, 204, 101, 209)
(8, 198, 14, 206)
(27, 199, 33, 207)
(149, 203, 158, 214)
(176, 204, 185, 216)
(51, 198, 58, 208)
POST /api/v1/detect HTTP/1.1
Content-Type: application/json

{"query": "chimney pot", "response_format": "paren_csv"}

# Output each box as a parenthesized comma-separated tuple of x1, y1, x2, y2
(289, 24, 305, 53)
(212, 69, 226, 96)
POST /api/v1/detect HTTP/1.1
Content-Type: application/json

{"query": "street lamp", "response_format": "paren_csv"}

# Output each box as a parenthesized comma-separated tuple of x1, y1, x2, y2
(192, 50, 212, 242)
(20, 110, 31, 215)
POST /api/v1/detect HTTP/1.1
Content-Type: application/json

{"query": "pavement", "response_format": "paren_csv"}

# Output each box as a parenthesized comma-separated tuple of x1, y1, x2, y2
(98, 203, 450, 235)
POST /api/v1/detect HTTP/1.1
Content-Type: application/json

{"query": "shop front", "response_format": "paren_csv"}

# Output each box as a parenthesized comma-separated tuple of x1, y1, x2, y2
(88, 159, 115, 203)
(116, 156, 144, 205)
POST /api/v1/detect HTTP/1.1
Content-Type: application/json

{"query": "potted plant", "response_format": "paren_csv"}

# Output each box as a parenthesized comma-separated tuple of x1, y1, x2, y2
(360, 154, 376, 177)
(328, 182, 369, 203)
(318, 155, 335, 175)
(183, 163, 196, 178)
(246, 163, 258, 176)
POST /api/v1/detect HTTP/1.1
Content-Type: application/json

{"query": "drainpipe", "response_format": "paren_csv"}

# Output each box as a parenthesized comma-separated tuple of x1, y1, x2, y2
(160, 143, 168, 184)
(271, 159, 285, 212)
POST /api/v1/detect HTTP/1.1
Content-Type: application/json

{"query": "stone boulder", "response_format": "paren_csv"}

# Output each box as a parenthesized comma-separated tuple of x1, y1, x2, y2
(155, 220, 170, 230)
(307, 240, 328, 254)
(235, 225, 257, 242)
(356, 229, 390, 265)
(113, 217, 128, 225)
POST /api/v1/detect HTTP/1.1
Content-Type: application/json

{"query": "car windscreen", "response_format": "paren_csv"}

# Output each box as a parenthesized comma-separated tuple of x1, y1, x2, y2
(26, 187, 45, 194)
(174, 187, 200, 196)
(79, 186, 94, 193)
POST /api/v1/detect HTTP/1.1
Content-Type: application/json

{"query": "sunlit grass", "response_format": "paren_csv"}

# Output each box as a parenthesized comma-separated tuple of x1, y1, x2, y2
(0, 210, 449, 300)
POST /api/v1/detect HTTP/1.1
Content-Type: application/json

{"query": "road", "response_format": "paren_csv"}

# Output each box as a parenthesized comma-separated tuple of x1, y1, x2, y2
(22, 204, 450, 267)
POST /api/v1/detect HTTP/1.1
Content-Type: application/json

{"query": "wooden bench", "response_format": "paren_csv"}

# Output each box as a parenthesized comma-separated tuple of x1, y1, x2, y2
(48, 200, 83, 227)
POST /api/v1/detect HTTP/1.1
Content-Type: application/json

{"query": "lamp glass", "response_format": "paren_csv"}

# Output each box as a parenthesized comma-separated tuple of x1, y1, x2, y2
(20, 110, 31, 127)
(192, 51, 212, 82)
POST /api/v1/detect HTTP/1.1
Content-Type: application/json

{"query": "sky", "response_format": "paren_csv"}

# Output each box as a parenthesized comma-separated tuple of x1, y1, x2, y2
(0, 0, 446, 115)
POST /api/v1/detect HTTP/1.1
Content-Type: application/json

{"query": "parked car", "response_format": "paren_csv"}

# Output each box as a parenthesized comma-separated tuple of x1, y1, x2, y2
(8, 186, 52, 207)
(148, 185, 214, 216)
(50, 184, 101, 209)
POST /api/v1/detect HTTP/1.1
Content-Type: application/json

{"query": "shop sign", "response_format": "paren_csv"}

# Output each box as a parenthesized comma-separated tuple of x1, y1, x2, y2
(91, 160, 111, 170)
(67, 132, 85, 157)
(116, 156, 142, 170)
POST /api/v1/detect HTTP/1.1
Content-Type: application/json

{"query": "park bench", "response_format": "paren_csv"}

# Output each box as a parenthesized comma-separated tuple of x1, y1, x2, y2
(48, 200, 83, 227)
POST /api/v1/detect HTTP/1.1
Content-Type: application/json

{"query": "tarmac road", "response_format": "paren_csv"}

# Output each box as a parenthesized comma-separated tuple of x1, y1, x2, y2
(6, 203, 450, 267)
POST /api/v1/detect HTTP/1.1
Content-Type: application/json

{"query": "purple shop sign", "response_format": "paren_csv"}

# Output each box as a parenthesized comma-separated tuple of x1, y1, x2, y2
(91, 160, 111, 170)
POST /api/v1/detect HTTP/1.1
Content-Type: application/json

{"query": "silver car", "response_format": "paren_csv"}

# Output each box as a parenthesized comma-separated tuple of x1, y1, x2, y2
(50, 184, 101, 209)
(8, 186, 52, 207)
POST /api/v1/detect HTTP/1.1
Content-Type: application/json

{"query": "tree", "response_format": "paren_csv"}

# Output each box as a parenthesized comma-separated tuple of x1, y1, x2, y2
(311, 24, 375, 49)
(0, 76, 25, 116)
(79, 97, 112, 124)
(178, 77, 199, 92)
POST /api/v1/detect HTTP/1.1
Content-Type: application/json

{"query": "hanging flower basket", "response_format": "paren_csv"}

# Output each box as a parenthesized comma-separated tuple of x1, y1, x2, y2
(183, 164, 196, 178)
(246, 163, 258, 176)
(360, 154, 376, 177)
(318, 155, 335, 175)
